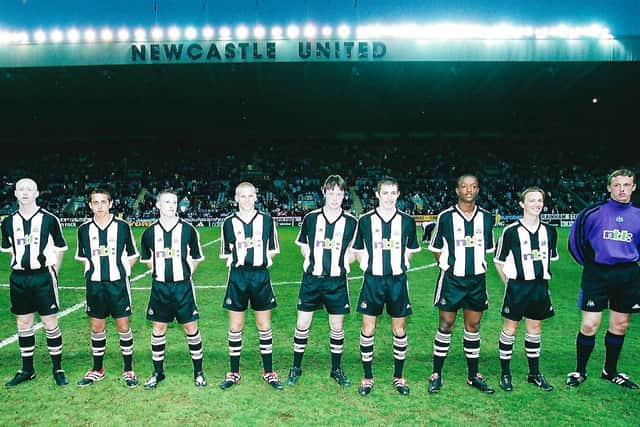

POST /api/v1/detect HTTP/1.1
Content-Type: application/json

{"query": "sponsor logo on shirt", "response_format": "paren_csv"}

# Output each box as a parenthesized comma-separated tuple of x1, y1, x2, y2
(602, 229, 633, 243)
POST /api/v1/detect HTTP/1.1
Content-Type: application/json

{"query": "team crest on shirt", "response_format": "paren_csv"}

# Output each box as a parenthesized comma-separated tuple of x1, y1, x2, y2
(616, 216, 624, 223)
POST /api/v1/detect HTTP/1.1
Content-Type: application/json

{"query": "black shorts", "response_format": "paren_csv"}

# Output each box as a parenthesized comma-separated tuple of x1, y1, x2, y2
(578, 262, 640, 313)
(86, 278, 132, 319)
(223, 267, 277, 312)
(297, 273, 350, 315)
(146, 279, 199, 324)
(356, 273, 412, 318)
(434, 269, 489, 312)
(501, 279, 555, 321)
(9, 268, 60, 316)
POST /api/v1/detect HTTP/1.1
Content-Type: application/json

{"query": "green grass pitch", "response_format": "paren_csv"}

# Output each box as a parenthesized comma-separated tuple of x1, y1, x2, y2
(0, 226, 639, 426)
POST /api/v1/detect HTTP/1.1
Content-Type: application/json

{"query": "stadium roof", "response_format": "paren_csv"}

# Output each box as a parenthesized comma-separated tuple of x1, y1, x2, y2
(0, 34, 639, 146)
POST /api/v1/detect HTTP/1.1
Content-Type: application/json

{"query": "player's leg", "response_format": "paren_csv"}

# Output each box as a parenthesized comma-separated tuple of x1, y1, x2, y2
(567, 310, 602, 386)
(524, 319, 553, 391)
(601, 310, 637, 388)
(183, 320, 206, 387)
(328, 313, 350, 386)
(463, 309, 493, 393)
(41, 313, 67, 386)
(256, 309, 283, 390)
(77, 317, 107, 387)
(358, 314, 377, 395)
(219, 310, 245, 390)
(287, 310, 313, 385)
(5, 313, 37, 387)
(115, 316, 137, 387)
(144, 321, 168, 389)
(428, 310, 456, 393)
(498, 319, 518, 392)
(391, 316, 409, 395)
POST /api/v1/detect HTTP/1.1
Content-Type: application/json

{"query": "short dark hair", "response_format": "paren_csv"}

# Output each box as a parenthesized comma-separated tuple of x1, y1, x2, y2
(89, 188, 112, 202)
(322, 175, 346, 192)
(608, 169, 636, 185)
(376, 176, 399, 192)
(456, 174, 479, 187)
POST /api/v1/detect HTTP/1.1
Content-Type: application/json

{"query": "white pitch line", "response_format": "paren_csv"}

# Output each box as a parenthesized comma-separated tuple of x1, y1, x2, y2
(0, 237, 222, 349)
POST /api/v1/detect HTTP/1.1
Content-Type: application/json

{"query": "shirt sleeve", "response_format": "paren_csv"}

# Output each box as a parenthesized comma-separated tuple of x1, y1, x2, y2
(139, 228, 152, 262)
(405, 217, 420, 253)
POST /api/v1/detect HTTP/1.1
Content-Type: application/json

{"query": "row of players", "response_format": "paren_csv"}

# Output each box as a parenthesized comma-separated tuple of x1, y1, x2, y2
(2, 170, 639, 395)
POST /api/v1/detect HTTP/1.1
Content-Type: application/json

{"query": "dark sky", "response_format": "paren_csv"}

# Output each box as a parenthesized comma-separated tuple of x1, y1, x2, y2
(1, 0, 639, 36)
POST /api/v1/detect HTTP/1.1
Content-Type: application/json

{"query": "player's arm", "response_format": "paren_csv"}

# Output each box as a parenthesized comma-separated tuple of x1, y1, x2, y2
(125, 223, 139, 269)
(51, 217, 68, 272)
(494, 262, 508, 286)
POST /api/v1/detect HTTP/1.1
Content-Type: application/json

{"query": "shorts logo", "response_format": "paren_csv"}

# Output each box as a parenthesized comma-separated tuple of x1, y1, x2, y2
(225, 298, 232, 305)
(503, 307, 510, 314)
(360, 302, 368, 309)
(148, 308, 154, 315)
(586, 300, 595, 308)
(632, 304, 640, 310)
(406, 304, 411, 309)
(602, 229, 633, 243)
(50, 304, 57, 309)
(439, 298, 446, 305)
(125, 306, 130, 311)
(192, 310, 198, 315)
(345, 304, 349, 309)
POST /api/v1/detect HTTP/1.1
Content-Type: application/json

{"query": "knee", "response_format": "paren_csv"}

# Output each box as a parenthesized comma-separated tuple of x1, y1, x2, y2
(581, 320, 601, 336)
(393, 327, 406, 337)
(609, 318, 630, 335)
(502, 326, 517, 336)
(438, 320, 454, 334)
(256, 320, 271, 331)
(361, 326, 376, 337)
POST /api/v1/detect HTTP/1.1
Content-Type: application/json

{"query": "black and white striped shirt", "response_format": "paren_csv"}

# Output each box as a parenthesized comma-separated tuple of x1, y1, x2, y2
(220, 211, 279, 268)
(1, 208, 67, 270)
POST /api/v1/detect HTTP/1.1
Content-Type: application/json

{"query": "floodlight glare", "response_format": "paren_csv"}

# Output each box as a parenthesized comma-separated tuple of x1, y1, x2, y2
(117, 28, 130, 41)
(184, 26, 197, 40)
(254, 25, 266, 39)
(51, 29, 64, 43)
(134, 28, 147, 41)
(84, 29, 97, 42)
(202, 26, 214, 39)
(168, 26, 181, 40)
(337, 24, 350, 38)
(321, 26, 333, 37)
(151, 27, 163, 40)
(286, 25, 300, 39)
(67, 28, 80, 43)
(303, 24, 318, 38)
(219, 26, 231, 39)
(34, 30, 47, 43)
(100, 28, 113, 42)
(271, 26, 283, 39)
(236, 25, 249, 39)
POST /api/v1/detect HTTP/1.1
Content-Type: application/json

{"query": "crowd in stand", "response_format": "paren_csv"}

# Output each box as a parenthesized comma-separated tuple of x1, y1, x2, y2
(0, 138, 637, 219)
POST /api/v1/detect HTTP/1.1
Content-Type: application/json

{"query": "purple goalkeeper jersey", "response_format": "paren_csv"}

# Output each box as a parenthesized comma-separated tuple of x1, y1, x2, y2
(568, 199, 640, 266)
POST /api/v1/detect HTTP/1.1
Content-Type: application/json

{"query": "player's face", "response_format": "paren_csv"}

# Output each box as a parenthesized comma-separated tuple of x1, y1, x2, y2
(520, 191, 544, 217)
(456, 176, 479, 204)
(89, 193, 113, 220)
(376, 184, 399, 210)
(14, 179, 38, 207)
(324, 186, 345, 210)
(156, 193, 178, 218)
(235, 186, 257, 212)
(608, 175, 636, 204)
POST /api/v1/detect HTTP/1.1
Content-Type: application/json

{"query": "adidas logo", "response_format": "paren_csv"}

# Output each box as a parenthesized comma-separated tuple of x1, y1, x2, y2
(192, 310, 199, 315)
(50, 304, 57, 309)
(125, 306, 130, 311)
